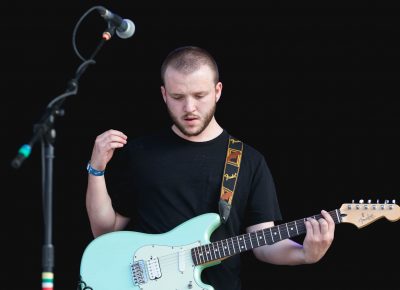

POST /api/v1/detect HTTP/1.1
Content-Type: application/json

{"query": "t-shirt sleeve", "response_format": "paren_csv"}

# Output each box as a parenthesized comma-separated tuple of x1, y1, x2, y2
(244, 155, 282, 227)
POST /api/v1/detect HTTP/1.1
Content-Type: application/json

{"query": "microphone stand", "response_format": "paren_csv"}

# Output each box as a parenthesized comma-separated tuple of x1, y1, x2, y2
(11, 24, 117, 290)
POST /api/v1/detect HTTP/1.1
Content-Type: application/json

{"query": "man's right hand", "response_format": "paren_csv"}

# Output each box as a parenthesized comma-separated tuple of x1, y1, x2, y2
(89, 129, 128, 171)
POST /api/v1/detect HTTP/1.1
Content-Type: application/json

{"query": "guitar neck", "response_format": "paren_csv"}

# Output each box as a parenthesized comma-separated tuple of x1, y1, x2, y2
(191, 209, 342, 265)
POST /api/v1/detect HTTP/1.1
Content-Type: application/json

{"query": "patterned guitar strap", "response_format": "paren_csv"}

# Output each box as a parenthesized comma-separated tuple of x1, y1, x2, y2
(219, 136, 244, 223)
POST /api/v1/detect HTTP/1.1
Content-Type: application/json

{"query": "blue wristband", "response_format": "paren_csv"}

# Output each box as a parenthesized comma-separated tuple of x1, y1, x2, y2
(87, 162, 105, 176)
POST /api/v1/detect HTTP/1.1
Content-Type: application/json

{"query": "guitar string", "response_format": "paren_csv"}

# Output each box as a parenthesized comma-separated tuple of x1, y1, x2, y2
(129, 206, 396, 276)
(158, 228, 309, 267)
(157, 215, 340, 266)
(157, 213, 340, 266)
(139, 204, 396, 273)
(145, 211, 340, 266)
(156, 223, 312, 267)
(158, 229, 300, 269)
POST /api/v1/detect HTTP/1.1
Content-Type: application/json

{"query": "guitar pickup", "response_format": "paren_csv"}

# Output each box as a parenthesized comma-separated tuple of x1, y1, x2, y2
(178, 249, 185, 272)
(146, 257, 162, 280)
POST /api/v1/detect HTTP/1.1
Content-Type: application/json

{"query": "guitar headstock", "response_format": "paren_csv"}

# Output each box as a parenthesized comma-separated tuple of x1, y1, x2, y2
(340, 199, 400, 228)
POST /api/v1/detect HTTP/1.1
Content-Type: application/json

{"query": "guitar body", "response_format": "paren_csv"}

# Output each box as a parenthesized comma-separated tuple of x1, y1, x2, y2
(80, 213, 221, 290)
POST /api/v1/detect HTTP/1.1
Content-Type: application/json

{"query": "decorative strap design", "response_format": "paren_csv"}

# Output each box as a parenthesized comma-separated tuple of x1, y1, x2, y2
(219, 136, 243, 223)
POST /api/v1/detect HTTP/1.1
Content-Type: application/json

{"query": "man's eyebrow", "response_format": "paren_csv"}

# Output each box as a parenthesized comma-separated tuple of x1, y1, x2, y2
(194, 90, 208, 94)
(168, 90, 209, 97)
(169, 93, 185, 97)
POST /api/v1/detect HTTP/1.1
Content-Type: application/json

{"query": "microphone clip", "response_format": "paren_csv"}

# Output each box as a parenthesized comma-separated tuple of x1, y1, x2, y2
(102, 24, 117, 41)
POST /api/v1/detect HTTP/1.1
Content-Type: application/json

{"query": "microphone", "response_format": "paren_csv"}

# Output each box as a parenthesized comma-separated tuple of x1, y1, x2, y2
(97, 7, 135, 39)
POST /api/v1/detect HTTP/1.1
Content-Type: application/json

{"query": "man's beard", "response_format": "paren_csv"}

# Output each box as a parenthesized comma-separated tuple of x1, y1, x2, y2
(168, 104, 216, 137)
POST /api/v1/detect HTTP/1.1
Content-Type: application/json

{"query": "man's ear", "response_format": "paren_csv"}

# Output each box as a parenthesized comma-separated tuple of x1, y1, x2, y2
(215, 82, 223, 102)
(161, 86, 167, 103)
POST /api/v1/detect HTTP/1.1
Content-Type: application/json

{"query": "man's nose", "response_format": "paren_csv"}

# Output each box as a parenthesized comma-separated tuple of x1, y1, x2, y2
(183, 97, 196, 112)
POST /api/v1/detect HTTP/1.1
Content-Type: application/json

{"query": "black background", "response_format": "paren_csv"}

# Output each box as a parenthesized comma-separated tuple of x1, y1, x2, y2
(2, 1, 399, 289)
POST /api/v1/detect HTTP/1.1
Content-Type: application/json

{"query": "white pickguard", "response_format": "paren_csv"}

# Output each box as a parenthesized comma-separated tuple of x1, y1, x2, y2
(134, 241, 204, 290)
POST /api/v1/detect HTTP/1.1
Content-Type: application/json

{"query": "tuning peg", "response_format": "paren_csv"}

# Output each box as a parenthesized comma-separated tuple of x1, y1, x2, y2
(376, 199, 380, 204)
(393, 199, 396, 204)
(352, 200, 355, 204)
(359, 199, 364, 204)
(367, 199, 371, 204)
(385, 200, 389, 204)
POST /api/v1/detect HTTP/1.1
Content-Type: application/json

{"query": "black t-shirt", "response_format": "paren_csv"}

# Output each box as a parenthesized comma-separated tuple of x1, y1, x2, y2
(106, 128, 282, 290)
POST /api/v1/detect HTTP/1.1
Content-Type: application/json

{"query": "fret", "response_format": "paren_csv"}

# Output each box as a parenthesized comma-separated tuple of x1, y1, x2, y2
(211, 242, 219, 260)
(255, 231, 260, 246)
(210, 243, 217, 260)
(260, 228, 266, 244)
(273, 227, 281, 242)
(202, 246, 208, 263)
(234, 237, 239, 252)
(269, 227, 274, 243)
(285, 223, 290, 238)
(287, 222, 297, 237)
(237, 236, 243, 251)
(191, 248, 196, 265)
(225, 239, 231, 256)
(294, 220, 299, 234)
(198, 246, 205, 264)
(217, 241, 225, 258)
(205, 244, 212, 262)
(301, 218, 307, 234)
(277, 225, 282, 240)
(192, 248, 199, 265)
(221, 240, 226, 257)
(214, 242, 220, 259)
(243, 235, 248, 250)
(221, 241, 226, 258)
(278, 224, 289, 240)
(236, 236, 241, 252)
(249, 232, 254, 249)
(230, 237, 236, 254)
(213, 242, 219, 259)
(202, 244, 207, 262)
(239, 235, 247, 251)
(208, 243, 214, 261)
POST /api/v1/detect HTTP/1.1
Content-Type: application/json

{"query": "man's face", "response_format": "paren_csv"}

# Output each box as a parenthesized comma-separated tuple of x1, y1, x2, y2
(161, 65, 222, 137)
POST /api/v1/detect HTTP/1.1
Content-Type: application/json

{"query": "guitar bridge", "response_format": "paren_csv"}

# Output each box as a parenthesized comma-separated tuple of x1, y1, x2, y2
(131, 257, 162, 286)
(131, 260, 148, 286)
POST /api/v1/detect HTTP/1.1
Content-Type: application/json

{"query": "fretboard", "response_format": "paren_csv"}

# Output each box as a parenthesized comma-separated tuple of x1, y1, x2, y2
(191, 209, 342, 265)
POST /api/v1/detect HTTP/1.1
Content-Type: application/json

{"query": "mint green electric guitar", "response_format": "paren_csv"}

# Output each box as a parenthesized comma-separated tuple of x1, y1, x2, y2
(79, 201, 399, 290)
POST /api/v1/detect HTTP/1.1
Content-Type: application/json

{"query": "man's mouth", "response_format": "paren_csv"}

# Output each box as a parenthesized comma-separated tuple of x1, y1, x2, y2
(184, 116, 199, 121)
